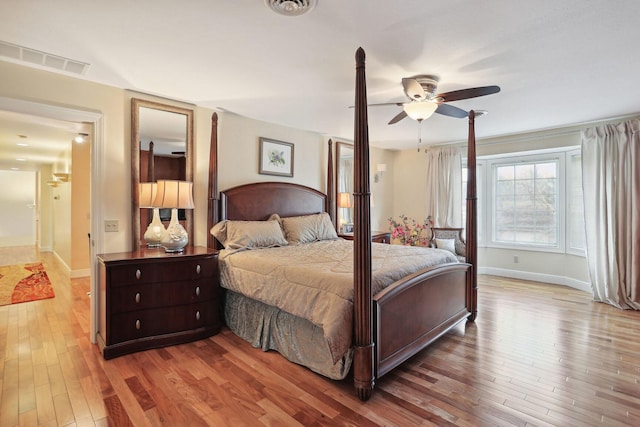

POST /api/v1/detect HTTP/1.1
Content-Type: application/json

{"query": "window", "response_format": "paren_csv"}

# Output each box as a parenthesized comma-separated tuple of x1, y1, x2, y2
(463, 148, 583, 255)
(491, 158, 560, 248)
(566, 149, 585, 254)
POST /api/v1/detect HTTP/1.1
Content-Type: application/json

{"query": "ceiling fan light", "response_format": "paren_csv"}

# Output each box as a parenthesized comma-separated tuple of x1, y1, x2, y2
(403, 101, 438, 121)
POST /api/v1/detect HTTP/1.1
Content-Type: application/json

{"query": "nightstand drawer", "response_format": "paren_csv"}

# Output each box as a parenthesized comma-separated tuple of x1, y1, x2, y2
(109, 280, 216, 313)
(372, 233, 391, 244)
(108, 258, 216, 286)
(108, 302, 215, 344)
(339, 231, 391, 244)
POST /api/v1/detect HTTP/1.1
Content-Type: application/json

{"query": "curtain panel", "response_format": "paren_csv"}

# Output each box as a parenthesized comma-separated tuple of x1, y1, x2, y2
(425, 146, 462, 228)
(581, 118, 640, 310)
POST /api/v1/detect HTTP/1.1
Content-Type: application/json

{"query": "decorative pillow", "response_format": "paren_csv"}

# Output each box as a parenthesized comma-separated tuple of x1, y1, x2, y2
(435, 238, 456, 255)
(210, 219, 288, 249)
(281, 212, 338, 244)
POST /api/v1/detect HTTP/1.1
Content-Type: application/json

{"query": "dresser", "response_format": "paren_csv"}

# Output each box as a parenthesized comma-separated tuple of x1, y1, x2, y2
(338, 231, 392, 244)
(97, 246, 220, 359)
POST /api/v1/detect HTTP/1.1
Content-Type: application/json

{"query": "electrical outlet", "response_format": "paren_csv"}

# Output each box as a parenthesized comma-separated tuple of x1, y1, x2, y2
(105, 220, 119, 232)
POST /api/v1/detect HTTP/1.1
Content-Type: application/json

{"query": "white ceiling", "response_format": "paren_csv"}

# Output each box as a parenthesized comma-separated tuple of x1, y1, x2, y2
(1, 0, 640, 166)
(0, 110, 85, 171)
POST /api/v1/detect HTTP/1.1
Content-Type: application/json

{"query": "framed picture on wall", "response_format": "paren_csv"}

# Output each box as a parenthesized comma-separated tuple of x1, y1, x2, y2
(259, 137, 294, 177)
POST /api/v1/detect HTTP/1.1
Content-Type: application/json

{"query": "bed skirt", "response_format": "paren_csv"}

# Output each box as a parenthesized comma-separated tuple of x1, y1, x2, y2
(224, 290, 353, 380)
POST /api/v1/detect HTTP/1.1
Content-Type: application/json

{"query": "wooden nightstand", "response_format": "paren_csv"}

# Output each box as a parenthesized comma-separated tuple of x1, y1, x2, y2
(339, 231, 391, 244)
(97, 246, 221, 359)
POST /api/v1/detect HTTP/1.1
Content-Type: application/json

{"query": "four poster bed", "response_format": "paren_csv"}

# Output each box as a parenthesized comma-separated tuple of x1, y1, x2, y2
(206, 48, 478, 401)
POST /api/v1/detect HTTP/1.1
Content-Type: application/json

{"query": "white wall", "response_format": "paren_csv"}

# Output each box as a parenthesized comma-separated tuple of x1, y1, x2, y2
(390, 148, 429, 222)
(71, 133, 91, 275)
(1, 61, 397, 257)
(369, 146, 396, 232)
(39, 165, 53, 251)
(192, 110, 330, 247)
(0, 60, 128, 255)
(389, 126, 593, 290)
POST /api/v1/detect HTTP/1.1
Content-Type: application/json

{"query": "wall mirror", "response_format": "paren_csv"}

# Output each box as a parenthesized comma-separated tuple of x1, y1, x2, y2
(335, 141, 354, 234)
(131, 98, 194, 250)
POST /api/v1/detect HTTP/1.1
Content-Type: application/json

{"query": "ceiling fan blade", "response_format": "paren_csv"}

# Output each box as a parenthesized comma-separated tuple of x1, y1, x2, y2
(402, 78, 426, 100)
(348, 101, 403, 108)
(368, 102, 404, 107)
(437, 85, 500, 103)
(388, 110, 407, 125)
(435, 103, 468, 118)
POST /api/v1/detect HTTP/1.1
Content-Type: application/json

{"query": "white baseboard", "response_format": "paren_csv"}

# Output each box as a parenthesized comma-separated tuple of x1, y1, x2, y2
(478, 267, 592, 293)
(71, 269, 90, 278)
(53, 251, 71, 274)
(50, 251, 89, 277)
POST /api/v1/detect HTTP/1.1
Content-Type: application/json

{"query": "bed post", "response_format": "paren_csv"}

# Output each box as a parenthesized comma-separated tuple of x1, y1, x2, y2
(353, 47, 374, 401)
(466, 110, 478, 321)
(327, 139, 335, 227)
(207, 112, 219, 249)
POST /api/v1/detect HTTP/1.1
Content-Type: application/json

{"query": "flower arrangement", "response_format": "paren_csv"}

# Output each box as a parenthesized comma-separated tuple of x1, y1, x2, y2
(268, 149, 286, 167)
(388, 215, 433, 246)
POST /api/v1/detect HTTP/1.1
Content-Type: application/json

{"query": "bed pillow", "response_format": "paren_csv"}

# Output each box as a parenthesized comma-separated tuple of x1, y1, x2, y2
(281, 212, 338, 244)
(435, 238, 456, 255)
(210, 219, 288, 249)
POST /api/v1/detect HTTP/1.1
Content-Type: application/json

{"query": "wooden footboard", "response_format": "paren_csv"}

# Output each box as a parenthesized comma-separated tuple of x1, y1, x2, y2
(374, 262, 472, 377)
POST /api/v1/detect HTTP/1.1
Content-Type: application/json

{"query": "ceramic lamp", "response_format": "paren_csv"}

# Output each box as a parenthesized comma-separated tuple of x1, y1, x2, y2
(138, 182, 165, 247)
(152, 180, 195, 253)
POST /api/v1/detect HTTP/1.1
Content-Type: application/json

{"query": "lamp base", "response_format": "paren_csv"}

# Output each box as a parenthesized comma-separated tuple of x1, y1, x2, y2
(161, 208, 189, 253)
(143, 208, 166, 248)
(163, 247, 185, 254)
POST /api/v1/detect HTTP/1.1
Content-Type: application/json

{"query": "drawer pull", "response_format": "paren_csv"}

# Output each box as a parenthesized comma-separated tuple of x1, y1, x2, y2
(135, 319, 141, 330)
(195, 286, 200, 296)
(196, 264, 201, 275)
(135, 292, 141, 303)
(135, 269, 141, 280)
(195, 311, 201, 321)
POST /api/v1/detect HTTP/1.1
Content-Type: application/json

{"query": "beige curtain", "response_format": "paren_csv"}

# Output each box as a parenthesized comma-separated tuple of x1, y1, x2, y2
(425, 146, 462, 228)
(581, 119, 640, 309)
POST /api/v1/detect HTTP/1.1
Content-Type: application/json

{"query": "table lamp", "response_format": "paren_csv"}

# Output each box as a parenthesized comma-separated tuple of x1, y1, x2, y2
(138, 182, 165, 247)
(153, 180, 195, 253)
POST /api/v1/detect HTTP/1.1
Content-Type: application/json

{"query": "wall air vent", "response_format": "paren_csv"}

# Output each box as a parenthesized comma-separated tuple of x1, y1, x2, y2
(264, 0, 317, 16)
(0, 40, 89, 75)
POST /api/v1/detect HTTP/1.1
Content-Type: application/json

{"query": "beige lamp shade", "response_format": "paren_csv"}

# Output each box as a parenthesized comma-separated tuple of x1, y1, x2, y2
(153, 180, 195, 209)
(138, 182, 158, 208)
(403, 101, 438, 121)
(338, 192, 353, 208)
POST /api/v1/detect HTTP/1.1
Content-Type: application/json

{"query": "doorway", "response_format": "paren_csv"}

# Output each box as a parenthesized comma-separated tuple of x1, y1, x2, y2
(0, 96, 104, 342)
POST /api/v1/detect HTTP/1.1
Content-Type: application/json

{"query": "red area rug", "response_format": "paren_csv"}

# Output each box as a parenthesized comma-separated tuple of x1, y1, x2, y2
(0, 262, 55, 306)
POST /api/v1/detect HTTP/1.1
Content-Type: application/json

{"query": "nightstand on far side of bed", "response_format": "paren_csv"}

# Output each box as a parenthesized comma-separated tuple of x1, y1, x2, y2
(338, 231, 391, 244)
(96, 246, 221, 359)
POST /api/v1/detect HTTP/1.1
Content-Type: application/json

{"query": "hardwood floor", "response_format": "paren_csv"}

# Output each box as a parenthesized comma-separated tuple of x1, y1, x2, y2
(1, 253, 639, 426)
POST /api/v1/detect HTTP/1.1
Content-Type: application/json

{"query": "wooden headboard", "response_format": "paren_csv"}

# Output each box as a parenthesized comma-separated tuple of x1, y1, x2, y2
(219, 182, 328, 221)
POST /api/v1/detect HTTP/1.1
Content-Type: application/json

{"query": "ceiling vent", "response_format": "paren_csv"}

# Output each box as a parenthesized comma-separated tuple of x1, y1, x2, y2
(264, 0, 317, 16)
(0, 40, 89, 75)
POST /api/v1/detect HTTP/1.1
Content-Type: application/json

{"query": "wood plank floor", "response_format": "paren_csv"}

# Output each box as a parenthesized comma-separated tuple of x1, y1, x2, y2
(1, 251, 639, 426)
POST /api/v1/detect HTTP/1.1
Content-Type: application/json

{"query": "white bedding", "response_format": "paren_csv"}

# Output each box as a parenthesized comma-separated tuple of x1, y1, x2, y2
(218, 239, 459, 363)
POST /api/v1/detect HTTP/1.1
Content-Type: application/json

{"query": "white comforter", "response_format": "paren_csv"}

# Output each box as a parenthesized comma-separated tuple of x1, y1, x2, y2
(218, 239, 459, 363)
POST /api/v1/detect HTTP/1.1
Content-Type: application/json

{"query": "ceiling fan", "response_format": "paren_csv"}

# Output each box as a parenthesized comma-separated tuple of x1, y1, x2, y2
(371, 75, 500, 125)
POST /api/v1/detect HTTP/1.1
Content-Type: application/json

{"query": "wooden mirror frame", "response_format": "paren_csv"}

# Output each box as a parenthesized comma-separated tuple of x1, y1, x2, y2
(335, 141, 354, 233)
(131, 98, 194, 250)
